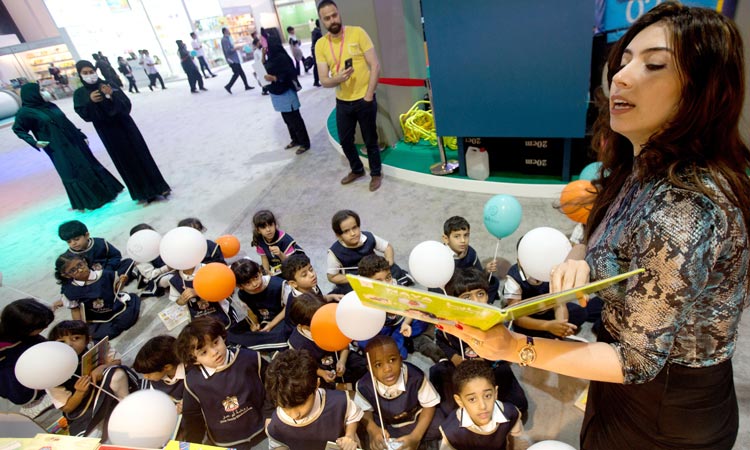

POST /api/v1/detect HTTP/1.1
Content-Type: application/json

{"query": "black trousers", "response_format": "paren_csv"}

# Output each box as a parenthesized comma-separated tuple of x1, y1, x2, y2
(226, 62, 249, 89)
(125, 75, 138, 93)
(280, 109, 310, 148)
(312, 55, 320, 85)
(336, 96, 381, 176)
(183, 63, 204, 91)
(148, 72, 166, 89)
(197, 55, 214, 76)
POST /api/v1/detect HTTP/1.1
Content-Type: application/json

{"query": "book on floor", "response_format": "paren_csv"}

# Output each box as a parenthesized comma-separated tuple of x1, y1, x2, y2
(158, 303, 190, 331)
(347, 268, 644, 331)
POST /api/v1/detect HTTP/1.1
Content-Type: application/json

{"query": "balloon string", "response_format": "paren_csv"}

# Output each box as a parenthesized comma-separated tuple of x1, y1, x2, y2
(488, 240, 500, 282)
(72, 374, 121, 402)
(0, 284, 51, 306)
(365, 352, 389, 447)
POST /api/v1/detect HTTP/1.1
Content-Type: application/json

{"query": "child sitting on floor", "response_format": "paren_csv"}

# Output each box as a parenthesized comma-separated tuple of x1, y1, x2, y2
(133, 335, 185, 411)
(265, 349, 363, 450)
(177, 317, 271, 450)
(128, 223, 174, 298)
(327, 209, 413, 294)
(439, 359, 523, 450)
(46, 320, 139, 438)
(58, 219, 133, 279)
(281, 253, 340, 327)
(287, 292, 367, 389)
(251, 210, 304, 276)
(441, 216, 500, 302)
(355, 335, 442, 450)
(54, 253, 141, 341)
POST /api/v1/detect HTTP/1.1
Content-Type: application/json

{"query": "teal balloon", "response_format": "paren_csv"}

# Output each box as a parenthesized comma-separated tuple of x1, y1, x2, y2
(483, 194, 522, 239)
(579, 162, 602, 181)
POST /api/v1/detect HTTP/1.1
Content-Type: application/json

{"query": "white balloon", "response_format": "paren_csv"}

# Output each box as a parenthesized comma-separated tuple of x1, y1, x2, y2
(108, 389, 178, 448)
(126, 229, 162, 263)
(408, 241, 455, 288)
(159, 227, 207, 270)
(528, 440, 577, 450)
(15, 341, 78, 390)
(517, 227, 572, 282)
(336, 291, 386, 340)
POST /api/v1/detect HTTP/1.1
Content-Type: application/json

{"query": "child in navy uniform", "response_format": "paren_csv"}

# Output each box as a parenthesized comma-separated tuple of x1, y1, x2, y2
(46, 320, 139, 438)
(54, 253, 141, 341)
(287, 292, 367, 389)
(439, 359, 523, 450)
(430, 268, 527, 420)
(0, 299, 54, 410)
(355, 336, 442, 450)
(265, 349, 363, 450)
(177, 317, 271, 450)
(178, 217, 226, 264)
(281, 253, 340, 328)
(441, 216, 500, 302)
(128, 223, 174, 298)
(252, 210, 304, 276)
(133, 335, 185, 410)
(58, 220, 133, 280)
(230, 259, 290, 350)
(169, 263, 239, 328)
(326, 209, 413, 294)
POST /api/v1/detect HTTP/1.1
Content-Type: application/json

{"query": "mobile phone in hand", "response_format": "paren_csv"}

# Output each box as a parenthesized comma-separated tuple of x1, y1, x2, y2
(344, 58, 353, 70)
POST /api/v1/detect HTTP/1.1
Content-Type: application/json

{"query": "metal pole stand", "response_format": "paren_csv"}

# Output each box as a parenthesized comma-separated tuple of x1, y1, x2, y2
(426, 78, 458, 175)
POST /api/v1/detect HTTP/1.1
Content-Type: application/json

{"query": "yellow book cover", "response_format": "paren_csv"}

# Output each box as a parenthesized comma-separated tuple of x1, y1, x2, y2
(347, 269, 643, 331)
(163, 440, 234, 450)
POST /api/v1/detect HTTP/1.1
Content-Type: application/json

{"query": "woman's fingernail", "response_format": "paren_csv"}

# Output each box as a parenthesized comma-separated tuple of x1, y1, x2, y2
(435, 324, 444, 330)
(455, 323, 464, 330)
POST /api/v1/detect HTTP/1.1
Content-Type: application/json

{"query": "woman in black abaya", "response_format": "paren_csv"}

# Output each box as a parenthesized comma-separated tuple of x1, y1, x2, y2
(13, 83, 123, 211)
(73, 60, 170, 203)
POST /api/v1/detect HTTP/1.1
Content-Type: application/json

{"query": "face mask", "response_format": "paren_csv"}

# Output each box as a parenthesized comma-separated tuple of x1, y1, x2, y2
(40, 90, 53, 102)
(82, 74, 99, 84)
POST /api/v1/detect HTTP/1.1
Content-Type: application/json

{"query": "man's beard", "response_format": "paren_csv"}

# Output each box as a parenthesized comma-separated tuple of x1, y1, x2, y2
(328, 22, 342, 34)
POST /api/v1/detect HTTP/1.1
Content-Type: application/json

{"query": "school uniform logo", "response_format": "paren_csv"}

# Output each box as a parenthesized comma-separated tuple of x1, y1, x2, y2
(222, 395, 239, 412)
(259, 309, 270, 321)
(196, 299, 210, 310)
(321, 355, 334, 367)
(93, 299, 105, 309)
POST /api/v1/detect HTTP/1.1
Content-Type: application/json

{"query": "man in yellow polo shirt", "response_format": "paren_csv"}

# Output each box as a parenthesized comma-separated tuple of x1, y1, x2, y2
(315, 0, 383, 192)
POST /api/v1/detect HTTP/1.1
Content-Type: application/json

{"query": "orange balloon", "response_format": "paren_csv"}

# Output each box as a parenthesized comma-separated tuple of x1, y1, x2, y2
(310, 303, 352, 352)
(193, 263, 236, 302)
(216, 235, 241, 258)
(560, 180, 596, 224)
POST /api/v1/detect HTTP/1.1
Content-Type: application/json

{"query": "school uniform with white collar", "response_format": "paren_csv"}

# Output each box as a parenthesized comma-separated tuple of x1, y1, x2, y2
(439, 400, 522, 450)
(355, 361, 443, 440)
(169, 267, 238, 328)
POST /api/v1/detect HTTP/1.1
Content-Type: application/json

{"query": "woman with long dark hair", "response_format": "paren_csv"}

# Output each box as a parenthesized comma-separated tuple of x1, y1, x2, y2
(13, 83, 123, 210)
(73, 60, 170, 204)
(436, 4, 749, 449)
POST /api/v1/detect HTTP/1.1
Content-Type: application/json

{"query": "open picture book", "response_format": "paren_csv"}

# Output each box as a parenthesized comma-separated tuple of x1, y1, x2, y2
(80, 336, 109, 377)
(347, 268, 644, 331)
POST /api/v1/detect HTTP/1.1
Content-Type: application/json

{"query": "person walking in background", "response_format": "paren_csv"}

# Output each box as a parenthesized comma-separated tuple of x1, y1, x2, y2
(264, 37, 311, 155)
(142, 50, 166, 91)
(316, 0, 383, 192)
(117, 56, 139, 94)
(311, 20, 322, 87)
(13, 83, 123, 211)
(190, 32, 217, 79)
(287, 26, 304, 76)
(92, 53, 122, 88)
(176, 40, 206, 93)
(221, 27, 253, 94)
(73, 60, 171, 204)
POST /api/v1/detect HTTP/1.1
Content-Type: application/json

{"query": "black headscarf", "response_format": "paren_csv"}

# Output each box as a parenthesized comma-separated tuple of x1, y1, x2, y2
(20, 83, 50, 108)
(75, 60, 102, 91)
(264, 37, 295, 82)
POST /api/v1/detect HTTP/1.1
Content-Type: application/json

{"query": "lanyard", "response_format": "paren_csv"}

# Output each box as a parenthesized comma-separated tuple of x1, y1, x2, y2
(328, 26, 345, 72)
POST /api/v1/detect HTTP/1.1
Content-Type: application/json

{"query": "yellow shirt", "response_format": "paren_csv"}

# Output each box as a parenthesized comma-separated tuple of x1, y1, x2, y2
(315, 25, 374, 101)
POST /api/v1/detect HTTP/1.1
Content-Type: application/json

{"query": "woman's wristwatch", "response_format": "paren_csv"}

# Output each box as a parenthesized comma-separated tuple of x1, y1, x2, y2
(519, 336, 537, 367)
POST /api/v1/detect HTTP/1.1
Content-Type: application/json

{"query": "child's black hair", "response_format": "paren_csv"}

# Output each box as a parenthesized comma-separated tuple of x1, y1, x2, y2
(0, 298, 54, 341)
(48, 320, 90, 341)
(265, 349, 318, 408)
(251, 210, 278, 247)
(177, 217, 206, 232)
(281, 253, 311, 282)
(289, 292, 325, 326)
(443, 216, 470, 236)
(130, 223, 155, 236)
(364, 335, 399, 355)
(231, 259, 262, 285)
(133, 335, 180, 374)
(358, 254, 390, 279)
(175, 317, 227, 365)
(286, 26, 295, 33)
(445, 267, 489, 297)
(54, 253, 89, 285)
(58, 220, 88, 241)
(331, 209, 360, 235)
(452, 359, 495, 394)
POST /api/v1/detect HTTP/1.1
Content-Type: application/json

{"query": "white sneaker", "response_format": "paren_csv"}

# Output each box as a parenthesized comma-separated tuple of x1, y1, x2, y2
(19, 394, 53, 419)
